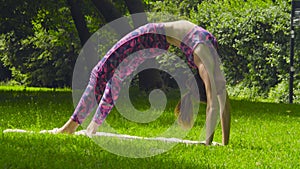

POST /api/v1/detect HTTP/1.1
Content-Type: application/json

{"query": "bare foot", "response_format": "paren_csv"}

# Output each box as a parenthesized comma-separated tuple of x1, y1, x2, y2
(86, 121, 99, 137)
(199, 140, 223, 146)
(212, 141, 223, 146)
(58, 119, 79, 134)
(40, 119, 79, 134)
(73, 121, 98, 137)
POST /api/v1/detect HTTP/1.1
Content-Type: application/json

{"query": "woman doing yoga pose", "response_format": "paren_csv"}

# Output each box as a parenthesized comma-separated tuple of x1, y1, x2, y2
(51, 20, 230, 145)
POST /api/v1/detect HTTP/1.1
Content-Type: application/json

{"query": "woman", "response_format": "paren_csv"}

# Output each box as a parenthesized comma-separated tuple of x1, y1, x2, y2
(51, 20, 230, 145)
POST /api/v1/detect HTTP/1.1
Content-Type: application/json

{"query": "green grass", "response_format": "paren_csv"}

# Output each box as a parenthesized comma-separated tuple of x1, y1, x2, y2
(0, 87, 300, 168)
(0, 85, 71, 92)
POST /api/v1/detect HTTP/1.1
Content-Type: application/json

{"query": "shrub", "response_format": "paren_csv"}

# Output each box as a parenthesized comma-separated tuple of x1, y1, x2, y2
(151, 0, 299, 102)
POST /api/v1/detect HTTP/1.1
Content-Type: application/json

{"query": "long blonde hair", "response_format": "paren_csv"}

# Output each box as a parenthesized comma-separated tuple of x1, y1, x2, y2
(174, 92, 194, 129)
(174, 74, 207, 129)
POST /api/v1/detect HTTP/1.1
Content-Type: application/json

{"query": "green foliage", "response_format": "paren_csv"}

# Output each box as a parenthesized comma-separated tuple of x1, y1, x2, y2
(190, 0, 291, 89)
(268, 79, 300, 104)
(0, 1, 81, 87)
(149, 0, 203, 17)
(151, 0, 299, 102)
(0, 0, 39, 36)
(227, 82, 265, 101)
(22, 7, 80, 87)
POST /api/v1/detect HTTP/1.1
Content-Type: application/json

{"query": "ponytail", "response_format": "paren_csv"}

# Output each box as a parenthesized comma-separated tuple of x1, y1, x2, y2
(174, 92, 194, 130)
(174, 73, 207, 129)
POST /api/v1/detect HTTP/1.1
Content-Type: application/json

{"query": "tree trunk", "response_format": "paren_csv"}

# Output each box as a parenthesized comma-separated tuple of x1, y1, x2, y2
(124, 0, 164, 91)
(67, 0, 99, 88)
(124, 0, 147, 28)
(91, 0, 163, 91)
(67, 0, 91, 46)
(91, 0, 132, 37)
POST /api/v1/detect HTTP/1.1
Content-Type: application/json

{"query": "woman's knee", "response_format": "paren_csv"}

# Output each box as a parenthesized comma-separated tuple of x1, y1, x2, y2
(88, 66, 99, 86)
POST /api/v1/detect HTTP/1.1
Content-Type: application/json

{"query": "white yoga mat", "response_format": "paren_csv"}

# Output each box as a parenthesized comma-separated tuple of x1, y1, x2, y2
(3, 129, 220, 145)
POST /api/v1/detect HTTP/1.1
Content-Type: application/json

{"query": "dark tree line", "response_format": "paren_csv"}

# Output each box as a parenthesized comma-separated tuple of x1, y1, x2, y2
(0, 0, 298, 103)
(0, 0, 163, 89)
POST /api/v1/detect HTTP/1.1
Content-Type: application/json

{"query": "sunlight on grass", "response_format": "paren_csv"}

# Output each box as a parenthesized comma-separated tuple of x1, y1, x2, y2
(0, 85, 71, 92)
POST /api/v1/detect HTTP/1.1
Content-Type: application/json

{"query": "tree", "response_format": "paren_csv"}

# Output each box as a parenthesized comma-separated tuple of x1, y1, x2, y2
(125, 0, 164, 90)
(0, 0, 80, 87)
(0, 0, 164, 88)
(67, 0, 91, 46)
(72, 0, 164, 90)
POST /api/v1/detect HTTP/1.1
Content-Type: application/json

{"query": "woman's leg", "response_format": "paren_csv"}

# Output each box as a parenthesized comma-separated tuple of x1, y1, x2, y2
(194, 43, 229, 145)
(198, 63, 215, 145)
(221, 92, 230, 145)
(57, 67, 101, 134)
(57, 119, 80, 134)
(70, 83, 98, 124)
(86, 80, 115, 135)
(85, 53, 151, 134)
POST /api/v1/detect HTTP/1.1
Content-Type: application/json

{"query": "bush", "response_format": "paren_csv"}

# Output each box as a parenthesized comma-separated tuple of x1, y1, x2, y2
(151, 0, 300, 102)
(0, 6, 80, 87)
(268, 79, 300, 104)
(190, 0, 291, 89)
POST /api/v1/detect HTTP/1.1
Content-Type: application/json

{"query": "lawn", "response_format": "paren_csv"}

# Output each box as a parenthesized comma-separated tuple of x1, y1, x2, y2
(0, 87, 300, 168)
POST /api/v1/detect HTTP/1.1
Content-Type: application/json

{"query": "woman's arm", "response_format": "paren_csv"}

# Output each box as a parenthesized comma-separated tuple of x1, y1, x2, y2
(221, 92, 230, 145)
(194, 44, 230, 145)
(197, 63, 218, 145)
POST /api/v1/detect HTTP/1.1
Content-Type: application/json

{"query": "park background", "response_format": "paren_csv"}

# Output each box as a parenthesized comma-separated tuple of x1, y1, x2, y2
(0, 0, 299, 103)
(1, 0, 300, 168)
